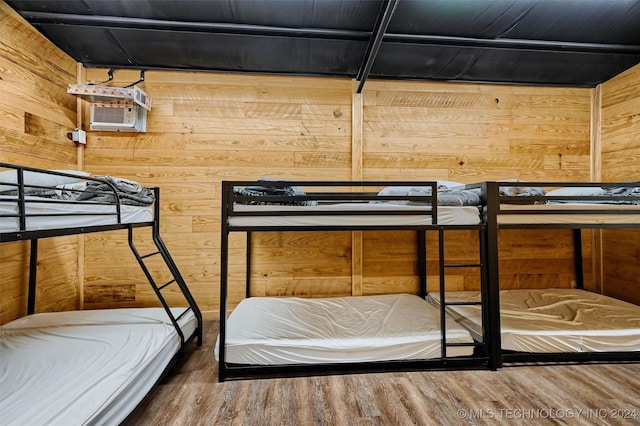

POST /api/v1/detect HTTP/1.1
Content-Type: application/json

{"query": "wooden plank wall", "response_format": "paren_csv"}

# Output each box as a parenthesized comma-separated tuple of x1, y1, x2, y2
(361, 80, 593, 293)
(600, 63, 640, 305)
(81, 69, 354, 314)
(79, 70, 593, 315)
(0, 3, 79, 324)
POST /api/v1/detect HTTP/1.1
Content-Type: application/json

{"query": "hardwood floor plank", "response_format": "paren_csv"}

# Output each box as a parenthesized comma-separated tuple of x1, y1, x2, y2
(123, 321, 640, 425)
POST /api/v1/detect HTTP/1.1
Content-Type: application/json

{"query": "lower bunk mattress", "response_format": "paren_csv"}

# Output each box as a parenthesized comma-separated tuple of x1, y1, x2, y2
(429, 289, 640, 352)
(215, 293, 475, 365)
(0, 307, 197, 426)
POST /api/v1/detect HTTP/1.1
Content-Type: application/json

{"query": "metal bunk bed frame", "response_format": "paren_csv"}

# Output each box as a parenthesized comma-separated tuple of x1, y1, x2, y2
(218, 180, 499, 381)
(481, 180, 640, 367)
(0, 163, 203, 353)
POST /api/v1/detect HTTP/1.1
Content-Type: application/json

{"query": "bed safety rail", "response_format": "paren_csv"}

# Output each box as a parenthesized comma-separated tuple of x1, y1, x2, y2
(223, 180, 440, 231)
(479, 181, 640, 229)
(0, 163, 151, 242)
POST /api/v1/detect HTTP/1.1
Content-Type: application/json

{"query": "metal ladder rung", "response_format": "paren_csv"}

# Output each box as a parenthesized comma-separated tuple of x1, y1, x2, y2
(446, 342, 478, 347)
(158, 279, 177, 291)
(444, 301, 482, 306)
(443, 263, 482, 268)
(176, 307, 193, 322)
(141, 251, 161, 259)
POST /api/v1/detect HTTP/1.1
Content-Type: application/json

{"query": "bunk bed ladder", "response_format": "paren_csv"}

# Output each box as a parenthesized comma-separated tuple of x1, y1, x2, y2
(127, 222, 203, 353)
(437, 227, 486, 360)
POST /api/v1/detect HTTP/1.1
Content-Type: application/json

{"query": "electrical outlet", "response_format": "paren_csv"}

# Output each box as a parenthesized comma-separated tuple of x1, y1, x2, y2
(72, 129, 87, 144)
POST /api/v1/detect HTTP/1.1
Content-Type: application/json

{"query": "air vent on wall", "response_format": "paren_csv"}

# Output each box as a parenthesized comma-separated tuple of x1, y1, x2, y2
(90, 103, 146, 132)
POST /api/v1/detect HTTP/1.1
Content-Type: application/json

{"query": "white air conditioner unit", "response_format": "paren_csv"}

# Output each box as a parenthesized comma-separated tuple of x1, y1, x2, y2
(69, 83, 151, 133)
(90, 103, 147, 132)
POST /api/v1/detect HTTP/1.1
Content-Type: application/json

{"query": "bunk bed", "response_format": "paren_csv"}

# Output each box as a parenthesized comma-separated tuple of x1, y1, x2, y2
(0, 163, 203, 425)
(216, 180, 499, 381)
(432, 181, 640, 367)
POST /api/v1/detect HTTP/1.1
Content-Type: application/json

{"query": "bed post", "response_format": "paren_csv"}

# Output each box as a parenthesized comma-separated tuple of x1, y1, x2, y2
(246, 232, 252, 298)
(417, 231, 427, 298)
(483, 182, 502, 369)
(573, 229, 584, 289)
(27, 239, 38, 315)
(437, 227, 447, 358)
(219, 182, 230, 381)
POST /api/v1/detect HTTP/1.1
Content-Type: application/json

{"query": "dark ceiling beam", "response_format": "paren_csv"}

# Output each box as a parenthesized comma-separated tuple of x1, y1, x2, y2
(19, 11, 370, 40)
(355, 0, 399, 93)
(383, 33, 640, 55)
(21, 11, 640, 55)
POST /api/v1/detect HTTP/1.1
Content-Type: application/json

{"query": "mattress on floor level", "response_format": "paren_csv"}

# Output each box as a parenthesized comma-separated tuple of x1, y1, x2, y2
(0, 195, 153, 233)
(430, 289, 640, 352)
(215, 293, 474, 365)
(229, 203, 480, 227)
(0, 307, 197, 426)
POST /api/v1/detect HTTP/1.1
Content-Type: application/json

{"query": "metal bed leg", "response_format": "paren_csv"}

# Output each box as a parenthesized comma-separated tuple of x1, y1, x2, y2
(484, 182, 502, 369)
(219, 228, 229, 381)
(219, 185, 230, 382)
(417, 230, 427, 298)
(573, 229, 584, 289)
(438, 228, 446, 358)
(27, 239, 38, 315)
(246, 232, 252, 298)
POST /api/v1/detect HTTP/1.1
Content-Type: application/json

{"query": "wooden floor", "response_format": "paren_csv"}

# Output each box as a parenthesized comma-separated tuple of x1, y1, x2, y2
(123, 321, 640, 425)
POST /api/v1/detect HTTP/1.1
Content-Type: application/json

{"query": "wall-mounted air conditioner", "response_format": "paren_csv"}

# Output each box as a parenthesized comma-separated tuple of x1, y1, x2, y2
(90, 103, 147, 132)
(68, 84, 151, 132)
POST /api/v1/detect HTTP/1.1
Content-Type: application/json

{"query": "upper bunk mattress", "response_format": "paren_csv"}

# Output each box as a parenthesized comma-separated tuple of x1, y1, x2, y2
(215, 293, 474, 365)
(0, 307, 197, 426)
(496, 203, 640, 226)
(229, 203, 480, 228)
(429, 289, 640, 352)
(0, 196, 153, 233)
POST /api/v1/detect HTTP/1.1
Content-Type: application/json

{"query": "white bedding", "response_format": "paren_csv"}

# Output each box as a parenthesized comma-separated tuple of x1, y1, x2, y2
(229, 203, 480, 227)
(0, 307, 197, 426)
(0, 195, 153, 233)
(496, 203, 640, 225)
(215, 294, 474, 365)
(430, 289, 640, 352)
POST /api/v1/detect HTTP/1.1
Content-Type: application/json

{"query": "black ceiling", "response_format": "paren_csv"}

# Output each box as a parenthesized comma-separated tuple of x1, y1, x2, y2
(8, 0, 640, 89)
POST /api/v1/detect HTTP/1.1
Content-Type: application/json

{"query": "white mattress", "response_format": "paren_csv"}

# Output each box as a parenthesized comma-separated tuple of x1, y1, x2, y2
(0, 307, 197, 426)
(430, 289, 640, 352)
(0, 196, 153, 233)
(215, 294, 474, 365)
(496, 203, 640, 225)
(229, 203, 480, 227)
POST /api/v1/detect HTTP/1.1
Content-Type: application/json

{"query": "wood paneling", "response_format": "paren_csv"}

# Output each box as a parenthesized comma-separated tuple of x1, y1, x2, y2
(76, 68, 596, 316)
(362, 80, 591, 295)
(0, 3, 79, 325)
(600, 63, 640, 305)
(82, 69, 353, 314)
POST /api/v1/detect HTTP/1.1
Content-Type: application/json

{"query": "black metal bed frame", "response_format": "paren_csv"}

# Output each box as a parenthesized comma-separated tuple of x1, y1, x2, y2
(0, 163, 203, 353)
(480, 180, 640, 367)
(218, 180, 498, 381)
